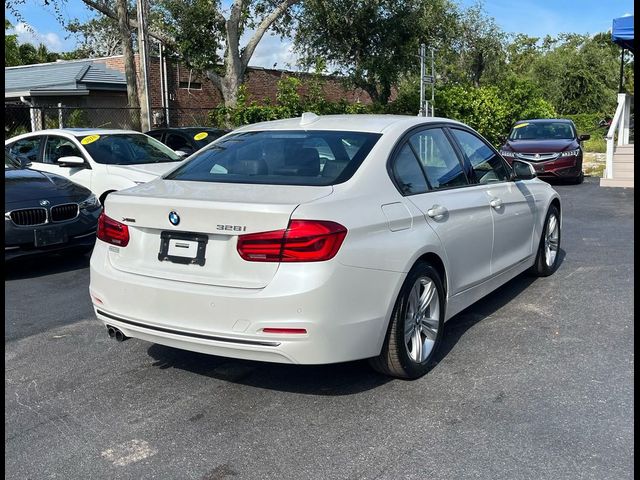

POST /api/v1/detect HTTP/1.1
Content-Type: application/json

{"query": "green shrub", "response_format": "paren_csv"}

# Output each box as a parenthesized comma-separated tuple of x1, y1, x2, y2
(434, 78, 556, 146)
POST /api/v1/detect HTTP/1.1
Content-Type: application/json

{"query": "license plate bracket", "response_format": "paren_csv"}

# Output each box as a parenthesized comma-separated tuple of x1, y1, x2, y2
(34, 227, 67, 247)
(158, 231, 208, 266)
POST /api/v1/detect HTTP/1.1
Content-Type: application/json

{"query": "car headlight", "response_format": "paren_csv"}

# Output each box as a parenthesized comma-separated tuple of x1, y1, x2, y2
(560, 148, 580, 157)
(500, 150, 516, 158)
(79, 193, 100, 209)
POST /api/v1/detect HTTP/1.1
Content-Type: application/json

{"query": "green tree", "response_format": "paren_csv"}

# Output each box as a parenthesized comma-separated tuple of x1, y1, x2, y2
(294, 0, 424, 105)
(5, 20, 22, 66)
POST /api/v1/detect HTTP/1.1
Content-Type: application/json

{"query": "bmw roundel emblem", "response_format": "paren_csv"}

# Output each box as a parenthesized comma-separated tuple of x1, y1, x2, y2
(39, 199, 50, 206)
(168, 211, 180, 226)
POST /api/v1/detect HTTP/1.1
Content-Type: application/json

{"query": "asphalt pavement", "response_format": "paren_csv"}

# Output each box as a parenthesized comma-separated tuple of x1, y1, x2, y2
(5, 177, 634, 479)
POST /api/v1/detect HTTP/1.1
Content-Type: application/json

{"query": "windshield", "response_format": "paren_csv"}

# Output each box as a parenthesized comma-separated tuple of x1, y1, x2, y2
(5, 151, 21, 169)
(165, 130, 381, 186)
(509, 122, 575, 140)
(189, 130, 228, 149)
(76, 133, 181, 165)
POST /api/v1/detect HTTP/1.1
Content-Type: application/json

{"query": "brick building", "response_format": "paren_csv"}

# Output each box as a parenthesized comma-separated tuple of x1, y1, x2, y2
(5, 54, 386, 133)
(93, 54, 376, 127)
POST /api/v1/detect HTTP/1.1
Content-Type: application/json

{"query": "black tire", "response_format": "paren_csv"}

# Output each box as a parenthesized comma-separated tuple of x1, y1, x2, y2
(369, 261, 445, 379)
(530, 204, 561, 277)
(569, 171, 584, 184)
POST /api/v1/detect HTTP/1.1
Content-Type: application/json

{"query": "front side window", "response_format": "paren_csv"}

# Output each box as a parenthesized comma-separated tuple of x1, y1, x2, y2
(7, 137, 42, 163)
(77, 133, 181, 165)
(451, 129, 510, 184)
(44, 136, 84, 164)
(409, 128, 468, 189)
(165, 130, 381, 186)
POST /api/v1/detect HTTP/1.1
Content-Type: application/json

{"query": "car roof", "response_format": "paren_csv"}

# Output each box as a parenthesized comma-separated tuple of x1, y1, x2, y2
(42, 128, 142, 135)
(513, 119, 573, 124)
(150, 127, 226, 131)
(233, 114, 466, 134)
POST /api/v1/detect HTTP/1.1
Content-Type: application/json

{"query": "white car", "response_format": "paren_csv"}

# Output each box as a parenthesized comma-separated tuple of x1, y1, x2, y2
(5, 129, 185, 204)
(89, 114, 561, 379)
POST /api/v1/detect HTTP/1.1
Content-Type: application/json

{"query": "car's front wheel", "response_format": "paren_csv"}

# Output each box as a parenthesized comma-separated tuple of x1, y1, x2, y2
(369, 261, 445, 379)
(530, 204, 561, 276)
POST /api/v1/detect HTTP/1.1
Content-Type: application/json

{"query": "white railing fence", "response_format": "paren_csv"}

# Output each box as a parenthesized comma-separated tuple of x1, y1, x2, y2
(605, 93, 632, 179)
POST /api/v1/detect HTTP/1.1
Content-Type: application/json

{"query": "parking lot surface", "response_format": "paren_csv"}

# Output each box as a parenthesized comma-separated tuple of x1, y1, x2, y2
(5, 177, 633, 479)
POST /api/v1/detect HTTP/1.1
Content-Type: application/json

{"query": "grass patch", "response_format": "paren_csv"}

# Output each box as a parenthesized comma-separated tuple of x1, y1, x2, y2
(583, 136, 606, 153)
(584, 162, 605, 178)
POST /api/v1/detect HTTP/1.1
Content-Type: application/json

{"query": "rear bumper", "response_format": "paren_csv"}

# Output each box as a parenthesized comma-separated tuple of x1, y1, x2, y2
(89, 242, 404, 364)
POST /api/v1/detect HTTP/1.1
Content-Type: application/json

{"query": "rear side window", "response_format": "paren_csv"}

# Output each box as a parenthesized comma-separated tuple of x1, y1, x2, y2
(392, 144, 429, 195)
(451, 129, 510, 184)
(165, 130, 381, 186)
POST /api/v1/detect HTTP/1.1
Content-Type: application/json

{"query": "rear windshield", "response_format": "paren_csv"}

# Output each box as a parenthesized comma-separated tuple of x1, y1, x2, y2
(76, 133, 181, 165)
(508, 122, 575, 140)
(164, 130, 381, 186)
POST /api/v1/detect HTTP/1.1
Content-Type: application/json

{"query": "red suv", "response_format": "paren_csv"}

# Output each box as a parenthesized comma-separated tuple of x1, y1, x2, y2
(499, 119, 590, 184)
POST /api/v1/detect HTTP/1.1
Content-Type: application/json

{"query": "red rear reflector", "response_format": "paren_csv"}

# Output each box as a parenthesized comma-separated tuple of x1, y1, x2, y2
(237, 220, 347, 262)
(262, 328, 307, 334)
(97, 212, 130, 247)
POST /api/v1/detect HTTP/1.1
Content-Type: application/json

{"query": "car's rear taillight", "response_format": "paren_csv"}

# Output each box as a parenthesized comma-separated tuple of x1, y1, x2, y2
(237, 220, 347, 262)
(97, 212, 129, 247)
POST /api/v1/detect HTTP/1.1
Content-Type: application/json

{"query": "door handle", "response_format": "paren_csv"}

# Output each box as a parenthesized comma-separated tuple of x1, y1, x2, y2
(426, 204, 448, 220)
(490, 198, 503, 209)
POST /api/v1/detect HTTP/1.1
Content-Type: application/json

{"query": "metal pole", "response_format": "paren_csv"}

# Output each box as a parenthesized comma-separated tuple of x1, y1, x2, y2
(430, 48, 435, 117)
(136, 0, 152, 130)
(161, 43, 170, 127)
(419, 43, 425, 117)
(618, 48, 625, 93)
(58, 102, 63, 128)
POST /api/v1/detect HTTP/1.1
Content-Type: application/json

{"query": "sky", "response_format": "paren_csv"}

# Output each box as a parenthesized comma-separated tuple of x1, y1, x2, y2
(5, 0, 635, 69)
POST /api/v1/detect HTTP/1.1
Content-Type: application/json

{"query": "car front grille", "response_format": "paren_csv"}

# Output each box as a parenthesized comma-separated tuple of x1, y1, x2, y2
(10, 208, 47, 226)
(515, 152, 559, 162)
(51, 203, 79, 222)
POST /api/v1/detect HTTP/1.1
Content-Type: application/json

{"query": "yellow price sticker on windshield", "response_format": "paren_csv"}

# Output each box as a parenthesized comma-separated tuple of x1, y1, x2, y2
(81, 134, 101, 145)
(193, 132, 209, 141)
(513, 123, 529, 129)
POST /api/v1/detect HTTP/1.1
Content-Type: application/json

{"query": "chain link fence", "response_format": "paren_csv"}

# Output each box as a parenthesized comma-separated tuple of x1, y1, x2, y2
(5, 105, 219, 140)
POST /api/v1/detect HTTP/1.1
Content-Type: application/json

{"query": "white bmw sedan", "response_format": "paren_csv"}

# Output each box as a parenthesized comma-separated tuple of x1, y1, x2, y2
(5, 129, 184, 205)
(90, 114, 561, 379)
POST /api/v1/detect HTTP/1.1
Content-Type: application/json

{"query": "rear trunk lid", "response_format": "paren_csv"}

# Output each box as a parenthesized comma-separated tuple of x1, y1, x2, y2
(104, 180, 333, 288)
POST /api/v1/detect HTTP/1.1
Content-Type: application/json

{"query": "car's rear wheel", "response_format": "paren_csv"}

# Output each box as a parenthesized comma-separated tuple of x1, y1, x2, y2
(369, 261, 444, 379)
(530, 204, 561, 277)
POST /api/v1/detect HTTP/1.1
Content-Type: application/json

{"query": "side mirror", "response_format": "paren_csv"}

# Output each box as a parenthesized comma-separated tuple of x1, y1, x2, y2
(579, 134, 591, 141)
(57, 156, 86, 167)
(512, 159, 536, 180)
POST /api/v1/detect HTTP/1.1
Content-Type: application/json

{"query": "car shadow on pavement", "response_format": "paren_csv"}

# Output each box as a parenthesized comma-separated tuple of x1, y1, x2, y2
(4, 250, 92, 281)
(146, 344, 391, 395)
(146, 249, 565, 394)
(431, 248, 566, 367)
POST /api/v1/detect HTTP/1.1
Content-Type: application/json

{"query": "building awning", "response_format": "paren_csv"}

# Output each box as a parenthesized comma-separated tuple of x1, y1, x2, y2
(612, 15, 634, 51)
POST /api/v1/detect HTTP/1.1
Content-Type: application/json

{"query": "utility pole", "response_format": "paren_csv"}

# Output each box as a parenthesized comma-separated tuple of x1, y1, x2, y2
(430, 47, 435, 117)
(419, 43, 426, 117)
(136, 0, 152, 131)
